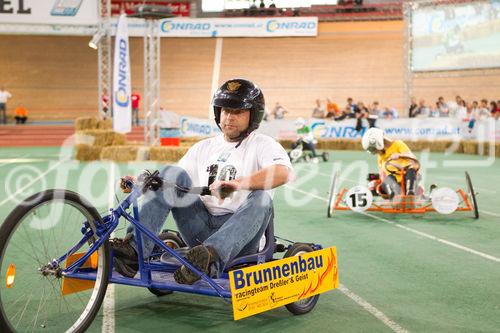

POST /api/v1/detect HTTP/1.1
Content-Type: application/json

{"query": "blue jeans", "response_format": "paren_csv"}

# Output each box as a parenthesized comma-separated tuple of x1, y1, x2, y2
(128, 166, 273, 274)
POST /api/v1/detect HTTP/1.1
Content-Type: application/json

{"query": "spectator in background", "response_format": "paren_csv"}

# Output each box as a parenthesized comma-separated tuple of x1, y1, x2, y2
(346, 97, 359, 113)
(325, 98, 340, 118)
(101, 89, 110, 119)
(270, 102, 289, 119)
(453, 99, 467, 120)
(489, 101, 498, 117)
(355, 101, 368, 132)
(14, 103, 28, 124)
(415, 99, 430, 118)
(131, 90, 141, 126)
(408, 97, 418, 118)
(0, 86, 12, 124)
(464, 102, 474, 121)
(436, 96, 450, 117)
(476, 99, 491, 120)
(335, 105, 356, 121)
(312, 99, 325, 118)
(437, 96, 448, 110)
(366, 101, 380, 128)
(430, 102, 441, 117)
(381, 107, 398, 120)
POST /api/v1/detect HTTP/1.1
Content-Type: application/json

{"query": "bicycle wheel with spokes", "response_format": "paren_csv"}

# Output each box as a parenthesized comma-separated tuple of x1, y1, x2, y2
(0, 189, 110, 333)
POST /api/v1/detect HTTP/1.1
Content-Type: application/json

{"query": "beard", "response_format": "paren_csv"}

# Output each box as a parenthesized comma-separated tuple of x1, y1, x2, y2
(221, 123, 248, 142)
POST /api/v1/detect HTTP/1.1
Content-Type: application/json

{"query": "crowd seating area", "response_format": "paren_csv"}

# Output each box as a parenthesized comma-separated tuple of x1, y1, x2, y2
(221, 1, 403, 21)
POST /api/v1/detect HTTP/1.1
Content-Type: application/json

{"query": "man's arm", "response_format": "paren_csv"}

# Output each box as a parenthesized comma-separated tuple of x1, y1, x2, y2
(209, 165, 290, 199)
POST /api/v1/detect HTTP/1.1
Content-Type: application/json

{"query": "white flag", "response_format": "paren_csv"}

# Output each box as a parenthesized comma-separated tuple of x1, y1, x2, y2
(113, 14, 132, 134)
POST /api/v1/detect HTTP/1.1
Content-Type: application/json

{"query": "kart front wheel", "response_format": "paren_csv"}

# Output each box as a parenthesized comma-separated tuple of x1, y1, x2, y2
(327, 172, 339, 218)
(283, 243, 320, 315)
(322, 152, 330, 162)
(0, 190, 110, 333)
(465, 171, 479, 219)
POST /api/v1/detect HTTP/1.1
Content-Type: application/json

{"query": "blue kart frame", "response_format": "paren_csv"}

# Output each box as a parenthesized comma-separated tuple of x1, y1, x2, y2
(0, 171, 324, 333)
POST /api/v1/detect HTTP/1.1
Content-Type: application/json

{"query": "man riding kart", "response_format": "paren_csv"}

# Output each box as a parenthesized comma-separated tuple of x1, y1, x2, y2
(289, 117, 329, 163)
(112, 79, 292, 284)
(362, 127, 420, 199)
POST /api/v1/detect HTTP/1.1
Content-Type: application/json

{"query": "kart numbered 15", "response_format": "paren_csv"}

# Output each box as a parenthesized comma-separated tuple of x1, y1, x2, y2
(326, 159, 479, 218)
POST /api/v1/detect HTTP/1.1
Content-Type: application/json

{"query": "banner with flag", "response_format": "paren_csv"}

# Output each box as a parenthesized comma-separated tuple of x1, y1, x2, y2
(113, 14, 132, 133)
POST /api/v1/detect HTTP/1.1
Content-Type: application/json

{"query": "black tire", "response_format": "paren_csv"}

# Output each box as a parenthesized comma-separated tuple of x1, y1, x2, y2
(322, 152, 330, 162)
(327, 172, 339, 218)
(0, 189, 110, 333)
(284, 244, 320, 315)
(465, 171, 479, 219)
(148, 232, 185, 297)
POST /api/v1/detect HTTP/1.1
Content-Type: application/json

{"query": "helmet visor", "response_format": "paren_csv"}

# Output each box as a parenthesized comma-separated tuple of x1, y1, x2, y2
(213, 94, 253, 110)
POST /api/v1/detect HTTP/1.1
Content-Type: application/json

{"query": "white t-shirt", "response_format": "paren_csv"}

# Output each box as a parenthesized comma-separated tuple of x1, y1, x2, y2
(178, 132, 292, 216)
(0, 91, 12, 103)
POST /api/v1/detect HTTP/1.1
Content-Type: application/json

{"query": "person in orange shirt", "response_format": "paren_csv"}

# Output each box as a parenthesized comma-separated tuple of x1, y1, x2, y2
(14, 104, 28, 124)
(362, 127, 419, 199)
(325, 98, 340, 118)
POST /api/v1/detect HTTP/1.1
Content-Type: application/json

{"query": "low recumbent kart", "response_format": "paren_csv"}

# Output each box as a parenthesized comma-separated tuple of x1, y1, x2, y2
(0, 170, 338, 333)
(327, 156, 479, 218)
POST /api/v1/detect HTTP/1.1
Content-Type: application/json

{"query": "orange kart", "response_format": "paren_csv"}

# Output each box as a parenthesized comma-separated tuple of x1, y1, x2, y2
(327, 157, 478, 219)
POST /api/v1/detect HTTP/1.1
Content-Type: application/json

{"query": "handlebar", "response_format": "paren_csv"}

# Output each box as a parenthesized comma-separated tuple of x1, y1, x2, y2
(123, 170, 210, 196)
(384, 156, 420, 174)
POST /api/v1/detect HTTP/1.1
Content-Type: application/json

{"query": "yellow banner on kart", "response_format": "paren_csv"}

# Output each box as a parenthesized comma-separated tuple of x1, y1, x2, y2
(229, 246, 338, 320)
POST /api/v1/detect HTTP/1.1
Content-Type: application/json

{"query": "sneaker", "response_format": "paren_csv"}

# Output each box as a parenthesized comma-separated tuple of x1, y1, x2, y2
(110, 238, 138, 278)
(173, 245, 218, 285)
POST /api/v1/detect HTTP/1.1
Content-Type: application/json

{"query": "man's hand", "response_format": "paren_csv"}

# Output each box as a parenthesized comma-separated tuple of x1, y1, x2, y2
(209, 180, 241, 200)
(120, 175, 136, 193)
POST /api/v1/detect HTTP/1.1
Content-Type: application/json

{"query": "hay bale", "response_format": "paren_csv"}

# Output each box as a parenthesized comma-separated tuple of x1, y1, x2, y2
(444, 140, 463, 154)
(75, 117, 98, 131)
(496, 143, 500, 157)
(279, 139, 294, 150)
(150, 146, 190, 162)
(181, 136, 203, 144)
(136, 146, 150, 161)
(75, 144, 102, 161)
(96, 118, 112, 129)
(76, 130, 126, 147)
(476, 141, 496, 156)
(462, 141, 478, 155)
(100, 146, 149, 162)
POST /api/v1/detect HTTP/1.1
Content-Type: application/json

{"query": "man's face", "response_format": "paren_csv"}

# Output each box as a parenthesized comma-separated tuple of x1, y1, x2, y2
(220, 108, 250, 141)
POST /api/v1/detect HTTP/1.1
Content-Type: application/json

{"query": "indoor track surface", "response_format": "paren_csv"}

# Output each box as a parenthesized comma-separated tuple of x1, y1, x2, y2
(1, 147, 499, 333)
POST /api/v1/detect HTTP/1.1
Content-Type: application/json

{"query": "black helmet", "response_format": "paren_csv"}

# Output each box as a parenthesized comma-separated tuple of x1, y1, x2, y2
(212, 79, 265, 136)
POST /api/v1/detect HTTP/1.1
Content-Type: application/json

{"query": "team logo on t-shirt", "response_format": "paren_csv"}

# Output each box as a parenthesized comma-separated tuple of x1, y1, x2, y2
(217, 152, 231, 163)
(227, 81, 241, 92)
(219, 165, 237, 181)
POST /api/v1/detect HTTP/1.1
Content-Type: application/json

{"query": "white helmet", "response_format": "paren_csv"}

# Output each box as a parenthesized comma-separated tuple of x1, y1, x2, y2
(362, 127, 384, 154)
(295, 117, 306, 128)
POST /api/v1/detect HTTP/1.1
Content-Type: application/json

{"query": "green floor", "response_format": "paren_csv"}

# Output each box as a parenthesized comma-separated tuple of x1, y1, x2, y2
(0, 146, 499, 332)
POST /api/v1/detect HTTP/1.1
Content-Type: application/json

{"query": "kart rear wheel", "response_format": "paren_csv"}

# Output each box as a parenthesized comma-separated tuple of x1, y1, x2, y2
(148, 232, 185, 297)
(465, 171, 479, 219)
(0, 190, 110, 333)
(322, 152, 330, 162)
(284, 244, 319, 315)
(327, 172, 339, 218)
